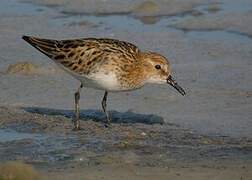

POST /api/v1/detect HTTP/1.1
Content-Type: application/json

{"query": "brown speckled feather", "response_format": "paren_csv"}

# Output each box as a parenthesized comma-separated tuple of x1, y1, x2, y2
(22, 36, 140, 76)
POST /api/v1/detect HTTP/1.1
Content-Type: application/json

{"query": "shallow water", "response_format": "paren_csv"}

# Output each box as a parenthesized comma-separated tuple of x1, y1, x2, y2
(0, 0, 46, 15)
(186, 30, 252, 43)
(0, 128, 44, 142)
(2, 0, 252, 40)
(19, 0, 252, 42)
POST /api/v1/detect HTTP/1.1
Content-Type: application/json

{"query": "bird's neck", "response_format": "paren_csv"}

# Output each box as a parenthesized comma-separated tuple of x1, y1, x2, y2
(124, 56, 151, 88)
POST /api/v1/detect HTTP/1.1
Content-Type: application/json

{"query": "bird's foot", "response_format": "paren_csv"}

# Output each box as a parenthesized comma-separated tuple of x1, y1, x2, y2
(72, 120, 82, 131)
(104, 123, 112, 128)
(104, 118, 112, 128)
(72, 126, 82, 131)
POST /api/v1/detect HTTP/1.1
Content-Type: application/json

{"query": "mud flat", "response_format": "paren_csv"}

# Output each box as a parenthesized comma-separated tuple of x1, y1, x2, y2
(0, 106, 251, 180)
(169, 2, 252, 38)
(19, 0, 207, 16)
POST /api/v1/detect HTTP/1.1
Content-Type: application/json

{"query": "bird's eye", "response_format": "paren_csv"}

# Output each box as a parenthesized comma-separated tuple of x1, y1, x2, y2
(155, 65, 161, 70)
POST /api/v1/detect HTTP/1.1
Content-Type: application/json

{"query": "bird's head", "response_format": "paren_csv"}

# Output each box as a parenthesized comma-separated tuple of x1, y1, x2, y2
(141, 52, 186, 96)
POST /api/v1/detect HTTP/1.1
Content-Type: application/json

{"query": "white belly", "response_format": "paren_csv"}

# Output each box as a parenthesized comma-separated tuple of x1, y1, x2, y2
(78, 72, 122, 91)
(55, 62, 123, 91)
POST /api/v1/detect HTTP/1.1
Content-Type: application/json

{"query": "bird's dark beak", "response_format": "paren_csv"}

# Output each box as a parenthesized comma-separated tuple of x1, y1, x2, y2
(167, 75, 186, 96)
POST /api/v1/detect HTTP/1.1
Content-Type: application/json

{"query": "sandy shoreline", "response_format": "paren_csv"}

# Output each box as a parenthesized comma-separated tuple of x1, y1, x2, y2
(0, 106, 251, 179)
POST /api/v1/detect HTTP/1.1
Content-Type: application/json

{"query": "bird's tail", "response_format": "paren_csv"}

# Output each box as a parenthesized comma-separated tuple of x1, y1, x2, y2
(22, 35, 60, 58)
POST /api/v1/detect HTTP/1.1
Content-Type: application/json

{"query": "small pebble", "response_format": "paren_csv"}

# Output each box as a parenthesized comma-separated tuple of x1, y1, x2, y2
(141, 132, 147, 136)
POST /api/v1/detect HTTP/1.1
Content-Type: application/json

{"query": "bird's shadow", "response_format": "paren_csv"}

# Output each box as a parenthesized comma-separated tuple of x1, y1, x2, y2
(22, 107, 164, 125)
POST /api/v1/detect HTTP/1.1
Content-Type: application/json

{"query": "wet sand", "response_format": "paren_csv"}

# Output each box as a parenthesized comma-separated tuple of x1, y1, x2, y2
(0, 0, 252, 179)
(0, 106, 251, 179)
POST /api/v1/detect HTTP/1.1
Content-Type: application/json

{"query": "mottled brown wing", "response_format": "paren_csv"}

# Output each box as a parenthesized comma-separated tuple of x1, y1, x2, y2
(90, 38, 139, 55)
(22, 36, 140, 75)
(22, 35, 85, 59)
(22, 36, 98, 73)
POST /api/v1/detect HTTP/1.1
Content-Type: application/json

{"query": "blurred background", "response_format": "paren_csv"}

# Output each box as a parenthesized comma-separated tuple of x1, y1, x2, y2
(0, 0, 252, 179)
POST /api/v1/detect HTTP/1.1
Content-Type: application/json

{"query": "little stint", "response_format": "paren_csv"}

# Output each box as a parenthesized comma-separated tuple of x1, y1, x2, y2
(22, 36, 186, 130)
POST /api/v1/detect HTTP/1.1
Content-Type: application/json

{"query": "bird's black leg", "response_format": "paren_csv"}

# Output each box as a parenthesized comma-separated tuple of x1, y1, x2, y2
(73, 83, 83, 131)
(102, 91, 111, 127)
